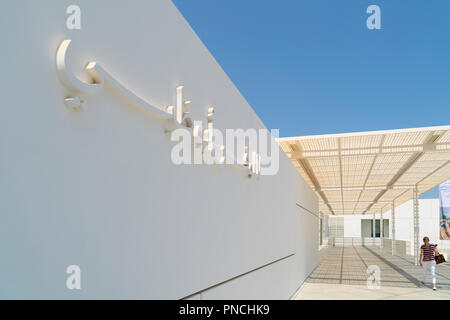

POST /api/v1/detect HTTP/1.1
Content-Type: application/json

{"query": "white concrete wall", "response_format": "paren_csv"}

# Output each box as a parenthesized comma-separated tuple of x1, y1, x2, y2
(0, 0, 318, 299)
(343, 215, 362, 238)
(385, 199, 450, 255)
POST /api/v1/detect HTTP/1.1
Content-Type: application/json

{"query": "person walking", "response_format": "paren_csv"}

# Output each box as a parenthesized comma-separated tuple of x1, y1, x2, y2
(419, 236, 439, 290)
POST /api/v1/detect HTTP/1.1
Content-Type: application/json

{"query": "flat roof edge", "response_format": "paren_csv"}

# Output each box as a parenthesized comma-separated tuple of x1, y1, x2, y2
(277, 125, 450, 142)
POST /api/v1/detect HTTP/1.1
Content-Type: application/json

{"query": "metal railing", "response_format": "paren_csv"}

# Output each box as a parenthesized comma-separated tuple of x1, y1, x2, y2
(329, 237, 411, 256)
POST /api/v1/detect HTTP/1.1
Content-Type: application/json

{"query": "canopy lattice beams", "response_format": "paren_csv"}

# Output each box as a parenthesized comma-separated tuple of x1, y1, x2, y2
(278, 126, 450, 215)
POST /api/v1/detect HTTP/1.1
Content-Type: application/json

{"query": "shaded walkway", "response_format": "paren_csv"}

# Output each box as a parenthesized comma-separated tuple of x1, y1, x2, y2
(295, 246, 450, 300)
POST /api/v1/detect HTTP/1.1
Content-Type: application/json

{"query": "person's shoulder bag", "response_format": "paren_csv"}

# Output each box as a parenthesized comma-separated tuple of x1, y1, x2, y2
(435, 246, 446, 264)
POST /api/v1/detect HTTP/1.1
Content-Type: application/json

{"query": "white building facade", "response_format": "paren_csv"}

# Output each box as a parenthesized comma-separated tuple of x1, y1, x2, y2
(0, 0, 319, 299)
(327, 199, 450, 256)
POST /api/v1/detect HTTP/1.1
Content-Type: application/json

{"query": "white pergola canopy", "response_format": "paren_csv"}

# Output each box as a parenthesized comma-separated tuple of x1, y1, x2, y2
(278, 125, 450, 216)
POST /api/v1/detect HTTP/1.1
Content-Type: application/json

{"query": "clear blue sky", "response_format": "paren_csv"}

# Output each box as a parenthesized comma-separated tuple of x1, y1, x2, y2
(173, 0, 450, 136)
(173, 0, 450, 198)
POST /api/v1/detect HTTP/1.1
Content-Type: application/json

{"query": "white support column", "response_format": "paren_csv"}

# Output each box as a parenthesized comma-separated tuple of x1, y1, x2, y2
(391, 201, 396, 255)
(413, 186, 420, 266)
(319, 211, 323, 246)
(372, 212, 376, 245)
(380, 209, 383, 249)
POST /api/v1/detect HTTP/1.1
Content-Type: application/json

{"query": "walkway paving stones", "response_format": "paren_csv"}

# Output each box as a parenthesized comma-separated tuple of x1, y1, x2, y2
(295, 246, 450, 300)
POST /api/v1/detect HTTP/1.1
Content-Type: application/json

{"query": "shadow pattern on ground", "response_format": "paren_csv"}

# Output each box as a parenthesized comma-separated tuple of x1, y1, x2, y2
(308, 246, 450, 290)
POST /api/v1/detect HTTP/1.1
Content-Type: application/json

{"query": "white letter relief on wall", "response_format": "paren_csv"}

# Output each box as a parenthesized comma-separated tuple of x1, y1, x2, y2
(55, 39, 277, 177)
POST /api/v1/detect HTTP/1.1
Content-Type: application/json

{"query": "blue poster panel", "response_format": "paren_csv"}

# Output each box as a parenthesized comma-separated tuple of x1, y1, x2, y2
(440, 179, 450, 240)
